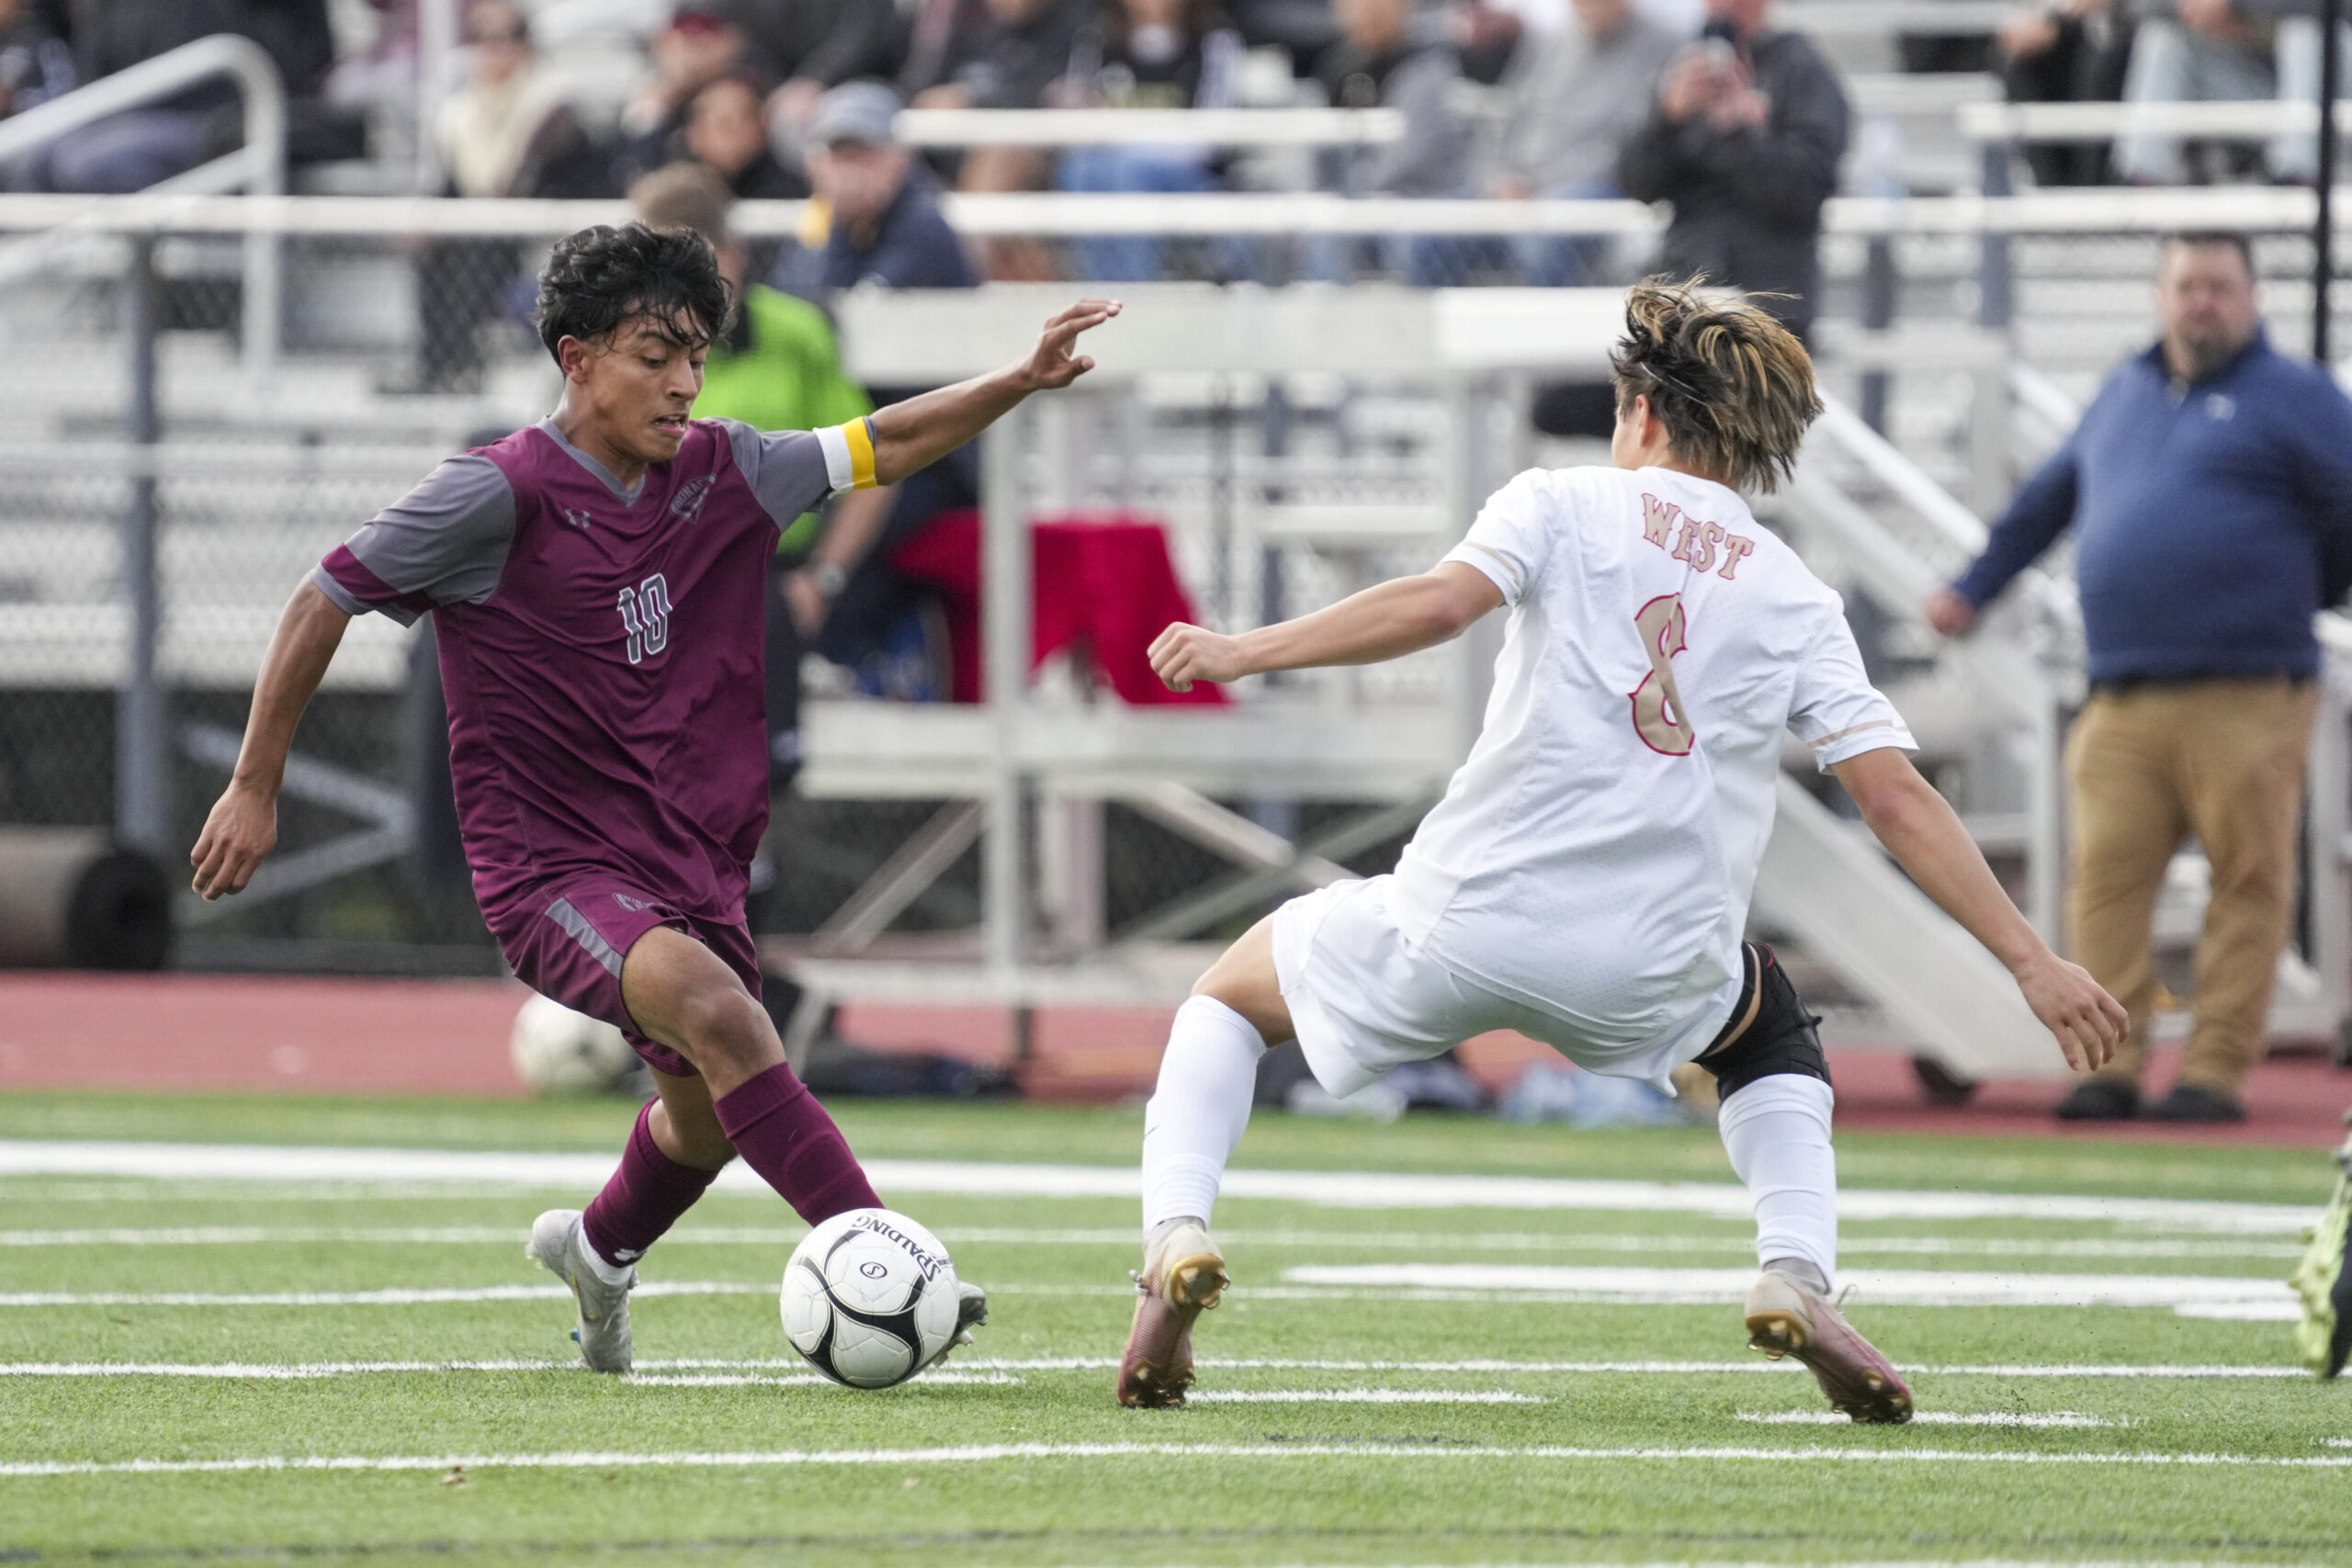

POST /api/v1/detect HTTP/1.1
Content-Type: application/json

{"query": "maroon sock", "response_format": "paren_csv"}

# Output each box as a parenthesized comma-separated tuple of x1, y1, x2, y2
(713, 1061, 883, 1224)
(582, 1101, 722, 1269)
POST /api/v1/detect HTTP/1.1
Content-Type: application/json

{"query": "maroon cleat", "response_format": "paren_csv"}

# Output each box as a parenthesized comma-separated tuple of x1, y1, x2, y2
(1745, 1270, 1913, 1424)
(1114, 1221, 1228, 1408)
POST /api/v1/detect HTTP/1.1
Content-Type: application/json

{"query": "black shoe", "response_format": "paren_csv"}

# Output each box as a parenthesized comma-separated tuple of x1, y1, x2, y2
(2143, 1082, 2246, 1123)
(2052, 1077, 2140, 1122)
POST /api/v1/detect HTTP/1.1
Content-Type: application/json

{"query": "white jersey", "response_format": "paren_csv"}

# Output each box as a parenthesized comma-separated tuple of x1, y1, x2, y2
(1385, 464, 1915, 1076)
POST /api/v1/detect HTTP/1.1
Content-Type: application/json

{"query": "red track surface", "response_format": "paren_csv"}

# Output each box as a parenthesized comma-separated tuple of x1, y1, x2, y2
(1, 974, 2346, 1145)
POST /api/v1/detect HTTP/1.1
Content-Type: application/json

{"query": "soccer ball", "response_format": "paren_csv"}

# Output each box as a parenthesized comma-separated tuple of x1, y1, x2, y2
(508, 993, 639, 1094)
(780, 1208, 962, 1389)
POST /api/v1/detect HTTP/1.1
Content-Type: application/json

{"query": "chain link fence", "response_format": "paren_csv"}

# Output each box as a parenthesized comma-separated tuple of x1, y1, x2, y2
(0, 193, 2336, 969)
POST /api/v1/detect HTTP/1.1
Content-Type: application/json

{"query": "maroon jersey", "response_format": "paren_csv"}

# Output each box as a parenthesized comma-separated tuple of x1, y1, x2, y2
(315, 416, 874, 922)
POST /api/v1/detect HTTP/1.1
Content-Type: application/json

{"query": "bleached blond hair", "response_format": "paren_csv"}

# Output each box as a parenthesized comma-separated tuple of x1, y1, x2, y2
(1609, 276, 1823, 494)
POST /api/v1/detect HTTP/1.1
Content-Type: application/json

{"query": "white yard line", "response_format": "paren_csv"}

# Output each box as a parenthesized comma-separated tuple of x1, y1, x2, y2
(4, 1441, 2347, 1480)
(0, 1282, 765, 1307)
(0, 1356, 2304, 1379)
(0, 1266, 2297, 1313)
(0, 1142, 2315, 1233)
(621, 1371, 1018, 1388)
(1737, 1410, 2116, 1427)
(0, 1224, 2302, 1261)
(1282, 1264, 2300, 1315)
(1183, 1389, 1541, 1404)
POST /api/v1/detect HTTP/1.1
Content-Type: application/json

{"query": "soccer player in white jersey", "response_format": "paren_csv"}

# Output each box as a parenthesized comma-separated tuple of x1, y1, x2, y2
(1116, 280, 2127, 1424)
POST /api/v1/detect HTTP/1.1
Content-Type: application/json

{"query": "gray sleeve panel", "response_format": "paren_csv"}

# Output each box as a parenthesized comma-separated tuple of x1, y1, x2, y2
(342, 453, 518, 608)
(308, 565, 368, 617)
(719, 418, 834, 527)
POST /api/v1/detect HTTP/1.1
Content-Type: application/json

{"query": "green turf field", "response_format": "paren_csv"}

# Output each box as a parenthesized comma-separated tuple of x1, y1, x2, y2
(1, 1091, 2346, 1566)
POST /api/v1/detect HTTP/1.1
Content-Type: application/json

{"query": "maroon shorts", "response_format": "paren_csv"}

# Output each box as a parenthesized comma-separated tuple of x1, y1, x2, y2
(486, 878, 761, 1079)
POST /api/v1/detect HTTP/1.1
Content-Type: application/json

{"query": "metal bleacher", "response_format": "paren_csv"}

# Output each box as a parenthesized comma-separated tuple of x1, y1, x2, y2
(2, 10, 2350, 1075)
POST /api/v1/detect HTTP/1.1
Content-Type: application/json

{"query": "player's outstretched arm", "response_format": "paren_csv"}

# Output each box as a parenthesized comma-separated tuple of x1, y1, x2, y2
(1829, 746, 2125, 1072)
(189, 581, 351, 900)
(1150, 564, 1503, 691)
(865, 299, 1121, 486)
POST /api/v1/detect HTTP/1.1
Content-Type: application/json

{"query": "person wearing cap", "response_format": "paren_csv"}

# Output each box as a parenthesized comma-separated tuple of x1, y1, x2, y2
(774, 82, 983, 686)
(775, 81, 978, 295)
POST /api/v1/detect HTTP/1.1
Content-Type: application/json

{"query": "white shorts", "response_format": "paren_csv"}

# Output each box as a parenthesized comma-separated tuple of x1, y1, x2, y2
(1271, 876, 1737, 1098)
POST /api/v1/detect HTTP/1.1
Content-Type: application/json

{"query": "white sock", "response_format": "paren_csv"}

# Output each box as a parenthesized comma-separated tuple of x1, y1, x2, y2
(1716, 1073, 1838, 1287)
(1140, 996, 1267, 1235)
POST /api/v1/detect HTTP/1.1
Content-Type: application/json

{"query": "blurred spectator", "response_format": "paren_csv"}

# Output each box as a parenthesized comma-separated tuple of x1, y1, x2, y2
(908, 0, 1091, 278)
(1999, 0, 2133, 186)
(631, 163, 886, 792)
(1452, 0, 1525, 84)
(1928, 233, 2352, 1122)
(1053, 0, 1245, 280)
(685, 72, 812, 198)
(1485, 0, 1680, 285)
(777, 82, 978, 294)
(611, 5, 744, 194)
(1616, 0, 1848, 339)
(399, 0, 595, 392)
(1311, 0, 1475, 283)
(0, 0, 75, 121)
(1316, 0, 1471, 195)
(9, 0, 363, 192)
(775, 82, 982, 691)
(435, 1, 595, 200)
(725, 0, 908, 132)
(2116, 0, 2348, 186)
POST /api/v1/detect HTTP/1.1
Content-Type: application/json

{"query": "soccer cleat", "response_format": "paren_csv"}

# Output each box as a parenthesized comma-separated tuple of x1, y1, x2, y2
(1115, 1220, 1228, 1408)
(1745, 1269, 1913, 1424)
(919, 1281, 990, 1373)
(2290, 1113, 2352, 1379)
(525, 1209, 635, 1374)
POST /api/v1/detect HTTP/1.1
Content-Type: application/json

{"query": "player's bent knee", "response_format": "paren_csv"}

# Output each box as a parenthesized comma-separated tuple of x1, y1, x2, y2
(669, 984, 781, 1077)
(1695, 948, 1831, 1102)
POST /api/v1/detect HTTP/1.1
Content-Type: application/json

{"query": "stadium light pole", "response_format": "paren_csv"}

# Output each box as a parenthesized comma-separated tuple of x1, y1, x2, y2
(2320, 0, 2343, 363)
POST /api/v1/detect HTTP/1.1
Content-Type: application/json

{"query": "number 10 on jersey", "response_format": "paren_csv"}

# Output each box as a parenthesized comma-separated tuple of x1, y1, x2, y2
(616, 574, 673, 666)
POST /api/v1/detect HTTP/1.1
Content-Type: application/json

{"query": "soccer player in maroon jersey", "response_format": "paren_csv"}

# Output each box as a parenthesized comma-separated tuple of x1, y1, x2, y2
(189, 223, 1119, 1371)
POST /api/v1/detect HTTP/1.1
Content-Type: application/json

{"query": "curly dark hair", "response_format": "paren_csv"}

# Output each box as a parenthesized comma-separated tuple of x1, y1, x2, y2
(1610, 276, 1822, 494)
(532, 222, 734, 366)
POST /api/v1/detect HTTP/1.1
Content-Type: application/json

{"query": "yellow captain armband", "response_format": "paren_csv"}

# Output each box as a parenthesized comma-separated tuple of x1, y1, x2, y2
(844, 416, 877, 489)
(816, 417, 881, 495)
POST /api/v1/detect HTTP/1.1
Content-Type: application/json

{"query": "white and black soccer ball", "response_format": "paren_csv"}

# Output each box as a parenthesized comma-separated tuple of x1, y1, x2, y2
(509, 993, 639, 1094)
(780, 1208, 962, 1389)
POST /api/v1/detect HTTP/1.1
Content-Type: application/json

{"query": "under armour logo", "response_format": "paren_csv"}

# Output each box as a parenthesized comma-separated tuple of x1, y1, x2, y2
(2205, 393, 2236, 421)
(562, 507, 594, 531)
(616, 573, 673, 665)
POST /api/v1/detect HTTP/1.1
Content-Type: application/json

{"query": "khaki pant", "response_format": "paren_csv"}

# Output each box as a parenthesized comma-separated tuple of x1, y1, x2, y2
(2064, 676, 2318, 1096)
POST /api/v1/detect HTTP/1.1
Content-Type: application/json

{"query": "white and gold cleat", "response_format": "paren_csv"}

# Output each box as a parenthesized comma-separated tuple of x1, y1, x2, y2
(1114, 1219, 1227, 1408)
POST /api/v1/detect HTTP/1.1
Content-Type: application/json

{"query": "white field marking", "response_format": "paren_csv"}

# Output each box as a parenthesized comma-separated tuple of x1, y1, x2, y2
(0, 1281, 765, 1307)
(0, 1224, 2304, 1262)
(0, 1356, 2305, 1380)
(621, 1371, 1019, 1388)
(0, 1271, 2300, 1316)
(0, 1141, 2315, 1233)
(1283, 1264, 2299, 1315)
(2327, 1438, 2351, 1448)
(1737, 1410, 2116, 1428)
(2172, 1302, 2306, 1322)
(1183, 1389, 1540, 1404)
(5, 1442, 2350, 1481)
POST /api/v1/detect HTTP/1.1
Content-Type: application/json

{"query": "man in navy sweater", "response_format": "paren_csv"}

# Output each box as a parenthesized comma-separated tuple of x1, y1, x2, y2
(1929, 231, 2352, 1122)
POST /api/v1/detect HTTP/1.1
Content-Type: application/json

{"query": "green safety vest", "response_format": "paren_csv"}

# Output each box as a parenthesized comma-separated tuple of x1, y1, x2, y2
(694, 284, 874, 554)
